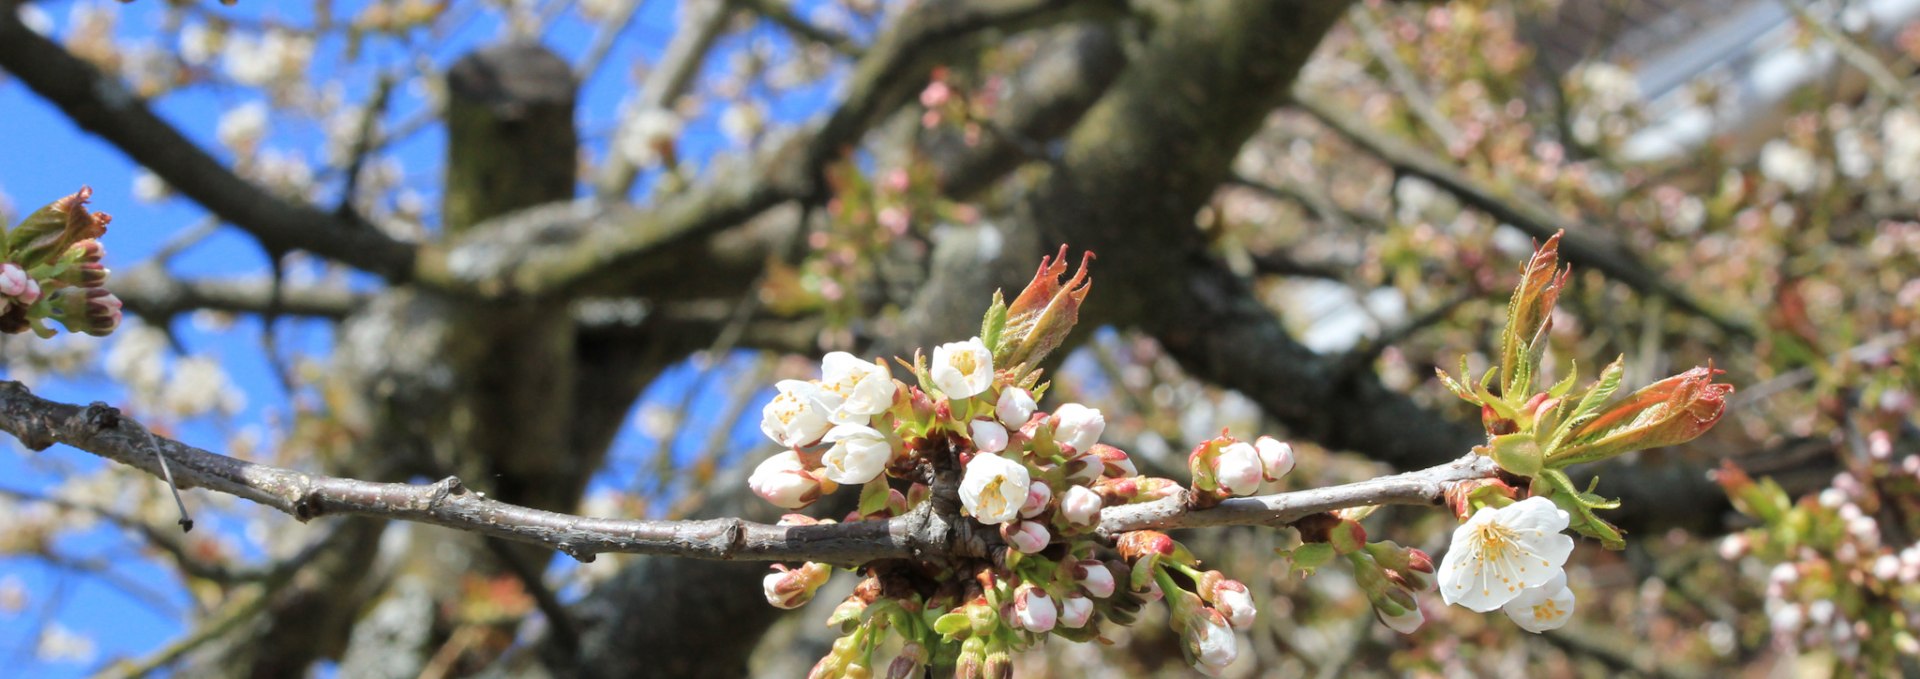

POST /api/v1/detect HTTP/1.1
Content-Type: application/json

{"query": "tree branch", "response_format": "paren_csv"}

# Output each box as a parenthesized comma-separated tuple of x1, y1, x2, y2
(113, 268, 366, 321)
(1290, 90, 1756, 337)
(0, 380, 1495, 566)
(0, 5, 417, 282)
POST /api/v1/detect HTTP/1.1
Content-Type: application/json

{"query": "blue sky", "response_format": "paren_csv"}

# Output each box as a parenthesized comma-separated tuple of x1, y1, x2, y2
(0, 1, 849, 674)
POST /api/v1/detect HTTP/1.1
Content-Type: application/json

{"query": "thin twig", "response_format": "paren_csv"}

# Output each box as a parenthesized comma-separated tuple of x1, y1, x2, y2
(0, 380, 1496, 565)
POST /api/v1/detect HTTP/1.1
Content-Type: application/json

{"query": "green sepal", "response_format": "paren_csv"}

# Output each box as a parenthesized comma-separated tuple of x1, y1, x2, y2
(1538, 469, 1626, 550)
(1282, 542, 1336, 578)
(932, 612, 970, 639)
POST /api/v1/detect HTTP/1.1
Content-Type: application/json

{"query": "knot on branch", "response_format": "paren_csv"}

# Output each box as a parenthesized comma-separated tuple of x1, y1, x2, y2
(81, 401, 122, 432)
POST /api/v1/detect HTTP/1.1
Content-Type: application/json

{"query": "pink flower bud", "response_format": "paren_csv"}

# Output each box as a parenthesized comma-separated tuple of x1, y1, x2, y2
(1058, 594, 1093, 628)
(1063, 454, 1102, 485)
(1003, 520, 1050, 554)
(18, 276, 41, 306)
(1050, 403, 1105, 454)
(1254, 436, 1293, 481)
(763, 562, 832, 609)
(1183, 606, 1237, 676)
(1020, 481, 1052, 518)
(0, 264, 30, 299)
(1214, 441, 1264, 496)
(1090, 443, 1136, 478)
(1074, 559, 1116, 598)
(1210, 579, 1256, 629)
(1013, 584, 1057, 633)
(1060, 485, 1102, 527)
(749, 451, 825, 509)
(971, 419, 1009, 454)
(1376, 588, 1425, 634)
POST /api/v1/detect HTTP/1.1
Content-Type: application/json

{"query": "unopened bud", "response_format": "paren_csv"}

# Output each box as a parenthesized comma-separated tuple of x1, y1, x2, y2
(1002, 520, 1050, 554)
(1059, 485, 1102, 528)
(1021, 481, 1052, 518)
(996, 387, 1036, 427)
(1254, 437, 1293, 481)
(1074, 559, 1116, 598)
(1058, 593, 1093, 628)
(763, 562, 832, 609)
(1012, 583, 1057, 633)
(1089, 443, 1137, 478)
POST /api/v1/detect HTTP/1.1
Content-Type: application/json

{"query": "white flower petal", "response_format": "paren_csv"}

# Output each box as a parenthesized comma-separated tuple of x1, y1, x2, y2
(1502, 571, 1576, 633)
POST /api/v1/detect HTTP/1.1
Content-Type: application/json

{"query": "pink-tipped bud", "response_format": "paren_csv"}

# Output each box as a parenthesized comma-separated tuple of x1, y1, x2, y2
(1074, 560, 1116, 598)
(1183, 606, 1238, 676)
(1003, 520, 1050, 554)
(1050, 403, 1105, 454)
(83, 288, 120, 336)
(750, 451, 825, 509)
(1058, 594, 1093, 628)
(971, 419, 1009, 454)
(1060, 485, 1103, 528)
(0, 264, 31, 300)
(763, 562, 832, 609)
(996, 387, 1036, 427)
(1020, 481, 1052, 518)
(1215, 441, 1264, 496)
(1210, 579, 1256, 630)
(1013, 584, 1057, 633)
(1254, 437, 1294, 481)
(1090, 443, 1137, 478)
(886, 643, 928, 679)
(18, 276, 41, 307)
(1063, 454, 1102, 485)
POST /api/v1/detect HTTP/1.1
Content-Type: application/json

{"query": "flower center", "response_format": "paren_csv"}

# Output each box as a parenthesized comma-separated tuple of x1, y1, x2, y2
(951, 351, 977, 376)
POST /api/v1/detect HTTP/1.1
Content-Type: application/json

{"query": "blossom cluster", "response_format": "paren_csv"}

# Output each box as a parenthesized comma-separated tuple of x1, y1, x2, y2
(0, 188, 123, 338)
(748, 250, 1307, 677)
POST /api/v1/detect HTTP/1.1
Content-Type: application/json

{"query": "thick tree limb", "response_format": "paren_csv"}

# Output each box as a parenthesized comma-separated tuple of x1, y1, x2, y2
(1291, 90, 1755, 336)
(0, 380, 1494, 564)
(0, 4, 417, 282)
(114, 268, 367, 321)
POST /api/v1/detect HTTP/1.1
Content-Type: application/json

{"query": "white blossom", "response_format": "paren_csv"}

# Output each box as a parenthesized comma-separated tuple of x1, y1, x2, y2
(818, 352, 896, 424)
(1438, 496, 1576, 612)
(217, 102, 270, 153)
(959, 452, 1028, 524)
(759, 380, 832, 448)
(819, 424, 892, 485)
(995, 387, 1036, 426)
(1051, 403, 1105, 453)
(617, 106, 683, 168)
(1759, 140, 1817, 193)
(1501, 571, 1576, 633)
(930, 337, 994, 399)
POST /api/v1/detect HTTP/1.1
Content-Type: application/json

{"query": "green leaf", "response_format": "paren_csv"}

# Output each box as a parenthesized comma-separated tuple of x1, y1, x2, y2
(858, 477, 892, 516)
(1548, 355, 1625, 452)
(1547, 360, 1579, 399)
(979, 290, 1008, 356)
(1435, 366, 1481, 405)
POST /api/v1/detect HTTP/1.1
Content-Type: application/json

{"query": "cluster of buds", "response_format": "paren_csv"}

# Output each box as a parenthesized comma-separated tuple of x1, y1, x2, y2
(748, 249, 1292, 677)
(0, 187, 122, 337)
(1720, 455, 1920, 669)
(1416, 232, 1730, 633)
